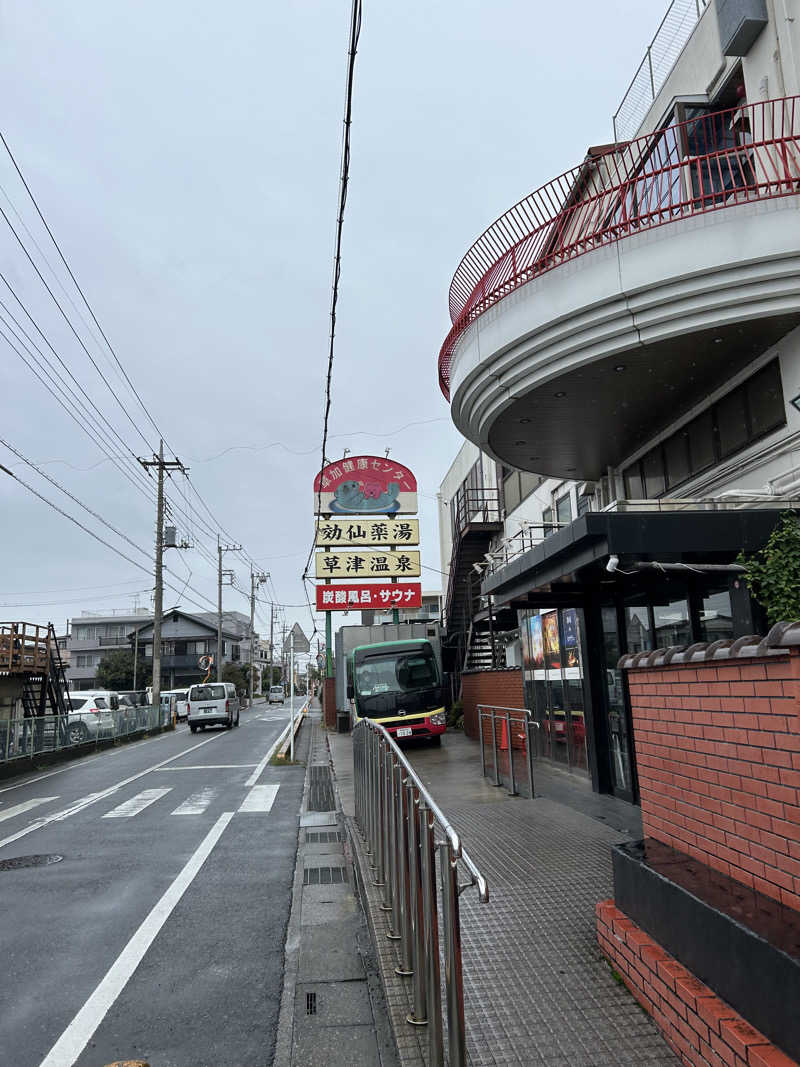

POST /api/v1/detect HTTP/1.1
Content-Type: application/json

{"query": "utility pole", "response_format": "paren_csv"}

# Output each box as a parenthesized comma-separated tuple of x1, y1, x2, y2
(138, 440, 186, 714)
(248, 571, 269, 707)
(217, 540, 241, 683)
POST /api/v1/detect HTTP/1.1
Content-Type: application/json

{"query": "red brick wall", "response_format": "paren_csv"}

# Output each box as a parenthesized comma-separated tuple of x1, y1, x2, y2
(461, 668, 524, 739)
(627, 654, 800, 912)
(597, 900, 797, 1067)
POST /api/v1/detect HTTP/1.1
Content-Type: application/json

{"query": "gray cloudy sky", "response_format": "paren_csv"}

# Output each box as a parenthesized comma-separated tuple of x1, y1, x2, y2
(0, 0, 659, 642)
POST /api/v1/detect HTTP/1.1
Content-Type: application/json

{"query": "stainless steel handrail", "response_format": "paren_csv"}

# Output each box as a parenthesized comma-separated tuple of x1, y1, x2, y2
(353, 718, 489, 1066)
(478, 704, 538, 798)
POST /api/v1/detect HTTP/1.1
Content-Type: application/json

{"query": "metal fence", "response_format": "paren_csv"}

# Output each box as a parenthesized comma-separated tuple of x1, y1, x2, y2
(353, 718, 489, 1066)
(0, 704, 171, 765)
(478, 705, 538, 798)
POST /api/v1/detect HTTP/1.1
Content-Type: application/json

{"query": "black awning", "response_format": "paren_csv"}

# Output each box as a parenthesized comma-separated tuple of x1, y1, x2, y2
(482, 508, 788, 605)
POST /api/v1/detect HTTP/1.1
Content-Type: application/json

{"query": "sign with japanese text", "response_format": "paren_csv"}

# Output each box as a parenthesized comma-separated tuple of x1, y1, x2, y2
(316, 582, 422, 611)
(313, 455, 418, 515)
(314, 549, 421, 579)
(315, 517, 419, 547)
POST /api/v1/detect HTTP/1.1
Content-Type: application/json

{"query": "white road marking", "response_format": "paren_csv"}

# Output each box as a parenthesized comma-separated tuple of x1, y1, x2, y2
(238, 784, 279, 813)
(0, 732, 226, 850)
(244, 706, 307, 787)
(0, 796, 58, 823)
(159, 764, 258, 770)
(103, 788, 172, 819)
(39, 811, 234, 1067)
(171, 787, 218, 815)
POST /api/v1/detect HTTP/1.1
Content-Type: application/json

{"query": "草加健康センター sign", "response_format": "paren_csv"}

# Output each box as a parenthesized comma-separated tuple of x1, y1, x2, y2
(316, 582, 422, 611)
(314, 549, 421, 579)
(313, 456, 417, 515)
(314, 517, 419, 547)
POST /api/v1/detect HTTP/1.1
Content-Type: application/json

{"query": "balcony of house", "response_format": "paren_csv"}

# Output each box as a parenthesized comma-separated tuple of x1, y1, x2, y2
(440, 97, 800, 482)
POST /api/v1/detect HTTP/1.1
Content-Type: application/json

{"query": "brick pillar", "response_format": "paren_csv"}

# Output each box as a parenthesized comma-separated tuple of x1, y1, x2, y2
(322, 676, 337, 730)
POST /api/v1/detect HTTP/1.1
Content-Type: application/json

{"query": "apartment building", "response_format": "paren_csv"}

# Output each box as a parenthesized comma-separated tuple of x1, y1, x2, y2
(437, 0, 800, 800)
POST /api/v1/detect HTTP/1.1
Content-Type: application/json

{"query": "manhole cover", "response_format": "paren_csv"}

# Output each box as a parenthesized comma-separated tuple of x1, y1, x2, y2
(0, 854, 63, 871)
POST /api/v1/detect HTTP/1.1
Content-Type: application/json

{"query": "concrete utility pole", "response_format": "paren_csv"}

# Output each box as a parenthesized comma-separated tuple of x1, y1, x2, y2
(217, 540, 241, 683)
(248, 570, 268, 707)
(138, 440, 187, 713)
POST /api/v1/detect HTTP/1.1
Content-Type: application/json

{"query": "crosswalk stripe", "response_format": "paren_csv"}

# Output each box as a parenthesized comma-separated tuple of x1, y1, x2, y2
(171, 787, 218, 815)
(103, 788, 172, 819)
(0, 797, 58, 823)
(238, 784, 279, 813)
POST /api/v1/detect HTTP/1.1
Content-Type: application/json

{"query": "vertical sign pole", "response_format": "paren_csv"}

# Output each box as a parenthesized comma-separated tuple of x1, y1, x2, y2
(290, 629, 296, 761)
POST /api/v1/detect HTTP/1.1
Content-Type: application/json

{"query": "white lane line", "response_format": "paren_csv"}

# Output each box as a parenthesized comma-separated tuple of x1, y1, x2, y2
(103, 788, 172, 819)
(238, 784, 279, 813)
(0, 732, 226, 850)
(171, 787, 218, 815)
(39, 811, 234, 1067)
(159, 764, 258, 771)
(0, 796, 58, 823)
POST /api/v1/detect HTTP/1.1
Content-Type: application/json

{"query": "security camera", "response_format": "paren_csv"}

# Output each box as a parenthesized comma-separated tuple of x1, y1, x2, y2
(606, 554, 619, 573)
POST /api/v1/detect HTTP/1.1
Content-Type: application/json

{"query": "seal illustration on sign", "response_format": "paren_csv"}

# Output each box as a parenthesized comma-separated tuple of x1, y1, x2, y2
(330, 480, 400, 514)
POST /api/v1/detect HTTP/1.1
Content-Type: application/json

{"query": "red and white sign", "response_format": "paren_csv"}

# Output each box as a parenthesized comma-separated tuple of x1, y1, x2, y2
(313, 455, 418, 515)
(316, 582, 422, 611)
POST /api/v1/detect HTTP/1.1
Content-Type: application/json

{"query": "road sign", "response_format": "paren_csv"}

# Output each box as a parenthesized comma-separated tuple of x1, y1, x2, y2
(314, 549, 421, 579)
(315, 517, 419, 547)
(313, 455, 417, 515)
(283, 622, 310, 654)
(316, 582, 422, 611)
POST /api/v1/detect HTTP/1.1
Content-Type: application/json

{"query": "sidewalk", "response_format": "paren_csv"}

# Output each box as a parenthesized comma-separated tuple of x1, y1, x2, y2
(329, 727, 677, 1066)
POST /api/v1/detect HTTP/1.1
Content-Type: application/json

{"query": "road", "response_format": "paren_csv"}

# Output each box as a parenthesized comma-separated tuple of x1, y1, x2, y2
(0, 697, 309, 1067)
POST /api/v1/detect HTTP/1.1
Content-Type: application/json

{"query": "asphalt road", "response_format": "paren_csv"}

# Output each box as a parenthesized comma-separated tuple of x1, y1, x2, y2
(0, 697, 309, 1067)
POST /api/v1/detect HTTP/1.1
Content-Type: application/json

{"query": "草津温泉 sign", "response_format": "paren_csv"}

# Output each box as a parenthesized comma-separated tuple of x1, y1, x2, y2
(313, 455, 417, 515)
(316, 582, 422, 611)
(314, 549, 421, 579)
(315, 517, 419, 547)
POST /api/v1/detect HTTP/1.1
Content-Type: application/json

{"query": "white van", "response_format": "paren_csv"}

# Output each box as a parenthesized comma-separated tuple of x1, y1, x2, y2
(186, 682, 240, 732)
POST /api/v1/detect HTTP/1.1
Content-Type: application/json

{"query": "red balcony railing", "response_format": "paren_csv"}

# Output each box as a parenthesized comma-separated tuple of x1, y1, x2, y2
(439, 96, 800, 399)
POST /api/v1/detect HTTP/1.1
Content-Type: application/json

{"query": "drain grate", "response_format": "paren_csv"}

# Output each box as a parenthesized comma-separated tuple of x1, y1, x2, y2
(303, 865, 346, 886)
(0, 854, 63, 871)
(306, 991, 317, 1015)
(305, 830, 341, 844)
(307, 764, 335, 812)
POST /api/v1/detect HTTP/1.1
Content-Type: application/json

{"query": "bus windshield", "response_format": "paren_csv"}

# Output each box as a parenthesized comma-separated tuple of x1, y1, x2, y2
(355, 648, 439, 699)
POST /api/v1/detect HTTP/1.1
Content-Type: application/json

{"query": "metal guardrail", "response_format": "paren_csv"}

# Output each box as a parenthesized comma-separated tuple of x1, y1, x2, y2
(353, 718, 489, 1066)
(439, 96, 800, 398)
(478, 705, 538, 798)
(0, 704, 172, 764)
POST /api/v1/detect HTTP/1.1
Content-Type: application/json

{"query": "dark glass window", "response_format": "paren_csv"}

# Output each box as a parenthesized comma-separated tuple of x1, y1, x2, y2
(717, 386, 749, 458)
(686, 410, 715, 474)
(623, 463, 644, 498)
(556, 494, 572, 525)
(664, 430, 690, 489)
(642, 448, 666, 497)
(747, 361, 784, 439)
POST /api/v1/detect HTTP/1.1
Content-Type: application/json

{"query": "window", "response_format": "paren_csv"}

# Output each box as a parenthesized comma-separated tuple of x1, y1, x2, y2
(642, 449, 666, 497)
(556, 494, 572, 525)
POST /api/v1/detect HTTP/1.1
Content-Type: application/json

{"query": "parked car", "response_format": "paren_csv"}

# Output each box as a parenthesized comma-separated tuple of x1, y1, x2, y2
(268, 685, 285, 704)
(186, 682, 240, 732)
(65, 691, 118, 743)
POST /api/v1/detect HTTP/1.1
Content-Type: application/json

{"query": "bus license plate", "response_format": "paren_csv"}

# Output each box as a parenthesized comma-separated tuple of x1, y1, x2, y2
(396, 727, 412, 738)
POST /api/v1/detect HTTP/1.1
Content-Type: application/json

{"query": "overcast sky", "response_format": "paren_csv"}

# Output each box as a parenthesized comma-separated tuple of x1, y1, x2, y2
(0, 0, 661, 645)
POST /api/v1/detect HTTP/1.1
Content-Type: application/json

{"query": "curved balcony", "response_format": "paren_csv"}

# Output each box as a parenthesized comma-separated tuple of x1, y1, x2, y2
(439, 98, 800, 480)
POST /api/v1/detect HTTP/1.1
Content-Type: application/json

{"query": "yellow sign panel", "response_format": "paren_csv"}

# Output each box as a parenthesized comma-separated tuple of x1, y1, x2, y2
(314, 549, 421, 579)
(315, 518, 419, 548)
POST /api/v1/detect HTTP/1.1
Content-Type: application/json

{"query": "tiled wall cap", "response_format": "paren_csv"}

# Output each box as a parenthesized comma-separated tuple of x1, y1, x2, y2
(704, 639, 733, 660)
(765, 619, 800, 648)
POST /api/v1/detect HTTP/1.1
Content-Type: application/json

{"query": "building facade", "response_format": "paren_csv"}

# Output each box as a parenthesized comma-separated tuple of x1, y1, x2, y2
(438, 0, 800, 801)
